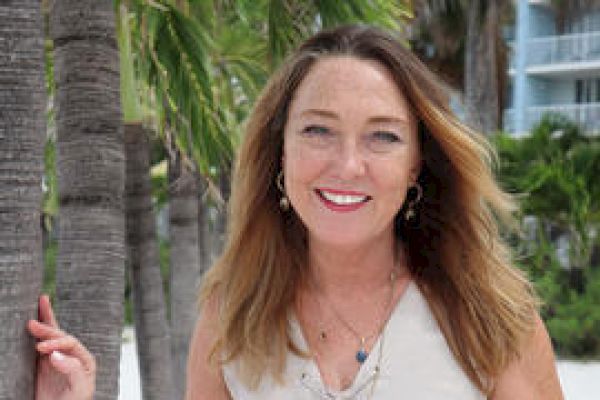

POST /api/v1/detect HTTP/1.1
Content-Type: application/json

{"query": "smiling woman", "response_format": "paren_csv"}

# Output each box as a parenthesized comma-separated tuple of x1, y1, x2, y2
(185, 25, 564, 400)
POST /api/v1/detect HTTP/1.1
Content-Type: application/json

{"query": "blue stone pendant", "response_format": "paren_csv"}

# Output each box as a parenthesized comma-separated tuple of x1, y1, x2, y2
(356, 349, 368, 363)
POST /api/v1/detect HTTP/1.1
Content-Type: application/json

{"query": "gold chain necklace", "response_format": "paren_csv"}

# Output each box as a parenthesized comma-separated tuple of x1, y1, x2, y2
(300, 270, 396, 400)
(314, 269, 397, 364)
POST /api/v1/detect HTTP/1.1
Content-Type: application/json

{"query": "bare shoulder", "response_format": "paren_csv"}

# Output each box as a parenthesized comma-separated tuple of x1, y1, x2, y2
(185, 294, 232, 400)
(489, 314, 564, 400)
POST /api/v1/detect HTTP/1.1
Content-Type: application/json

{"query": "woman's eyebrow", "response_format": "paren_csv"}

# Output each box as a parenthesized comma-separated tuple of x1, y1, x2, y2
(299, 109, 409, 126)
(368, 116, 410, 126)
(299, 108, 339, 119)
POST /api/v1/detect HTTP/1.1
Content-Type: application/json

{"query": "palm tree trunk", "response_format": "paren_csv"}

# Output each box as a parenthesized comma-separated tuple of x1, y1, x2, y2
(0, 2, 45, 398)
(50, 1, 125, 399)
(464, 0, 501, 133)
(168, 153, 201, 400)
(125, 124, 175, 400)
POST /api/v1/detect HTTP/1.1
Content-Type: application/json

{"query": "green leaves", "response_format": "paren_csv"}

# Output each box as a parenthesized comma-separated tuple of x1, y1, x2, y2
(494, 114, 597, 237)
(267, 0, 410, 67)
(495, 114, 600, 356)
(118, 0, 411, 185)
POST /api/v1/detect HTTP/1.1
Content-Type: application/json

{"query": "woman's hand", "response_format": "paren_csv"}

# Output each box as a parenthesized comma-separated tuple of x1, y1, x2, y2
(27, 295, 96, 400)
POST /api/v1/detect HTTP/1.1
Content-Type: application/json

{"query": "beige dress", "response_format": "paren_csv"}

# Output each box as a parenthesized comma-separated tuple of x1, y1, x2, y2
(222, 281, 486, 399)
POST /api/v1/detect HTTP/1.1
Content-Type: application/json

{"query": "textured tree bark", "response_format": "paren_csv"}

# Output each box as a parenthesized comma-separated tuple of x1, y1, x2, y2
(50, 1, 125, 399)
(168, 153, 201, 400)
(124, 123, 175, 400)
(464, 0, 501, 134)
(0, 1, 46, 398)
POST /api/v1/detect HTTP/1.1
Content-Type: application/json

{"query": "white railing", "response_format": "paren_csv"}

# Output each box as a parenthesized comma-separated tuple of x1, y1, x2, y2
(526, 31, 600, 66)
(503, 104, 600, 134)
(526, 103, 600, 133)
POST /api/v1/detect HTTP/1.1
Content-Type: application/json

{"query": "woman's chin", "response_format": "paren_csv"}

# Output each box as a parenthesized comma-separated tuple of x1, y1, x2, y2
(307, 228, 389, 250)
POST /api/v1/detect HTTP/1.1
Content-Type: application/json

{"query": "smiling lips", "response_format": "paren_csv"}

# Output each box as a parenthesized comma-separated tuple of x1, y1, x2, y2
(315, 188, 371, 212)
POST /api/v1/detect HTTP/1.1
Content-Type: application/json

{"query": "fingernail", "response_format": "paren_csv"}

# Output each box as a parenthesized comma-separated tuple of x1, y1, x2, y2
(51, 351, 65, 361)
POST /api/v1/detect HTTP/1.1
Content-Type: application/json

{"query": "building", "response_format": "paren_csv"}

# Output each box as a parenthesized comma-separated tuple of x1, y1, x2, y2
(505, 0, 600, 135)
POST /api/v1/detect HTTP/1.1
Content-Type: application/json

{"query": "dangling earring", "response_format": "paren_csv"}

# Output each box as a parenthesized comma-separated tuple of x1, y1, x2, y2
(404, 183, 423, 221)
(276, 171, 290, 211)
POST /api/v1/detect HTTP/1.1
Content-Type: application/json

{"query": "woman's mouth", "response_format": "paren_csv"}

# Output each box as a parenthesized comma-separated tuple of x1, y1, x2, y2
(315, 188, 371, 212)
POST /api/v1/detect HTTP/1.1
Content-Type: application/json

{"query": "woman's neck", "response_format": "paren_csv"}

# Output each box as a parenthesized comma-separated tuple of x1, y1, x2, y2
(305, 234, 407, 296)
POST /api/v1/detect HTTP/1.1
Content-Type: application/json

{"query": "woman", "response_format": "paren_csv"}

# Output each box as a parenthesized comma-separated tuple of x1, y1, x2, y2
(186, 25, 563, 399)
(29, 25, 563, 399)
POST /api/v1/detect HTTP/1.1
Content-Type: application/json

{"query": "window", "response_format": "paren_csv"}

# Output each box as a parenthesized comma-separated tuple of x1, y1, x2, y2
(576, 79, 583, 103)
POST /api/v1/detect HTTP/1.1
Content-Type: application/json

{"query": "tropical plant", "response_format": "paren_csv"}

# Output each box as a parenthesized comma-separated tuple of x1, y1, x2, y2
(0, 2, 46, 398)
(494, 114, 600, 356)
(49, 1, 125, 398)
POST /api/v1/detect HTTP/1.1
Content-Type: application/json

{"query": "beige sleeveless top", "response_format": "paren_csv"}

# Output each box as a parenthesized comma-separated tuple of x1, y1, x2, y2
(222, 281, 486, 399)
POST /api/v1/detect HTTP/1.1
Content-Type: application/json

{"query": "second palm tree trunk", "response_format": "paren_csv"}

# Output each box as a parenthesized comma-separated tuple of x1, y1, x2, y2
(125, 124, 175, 400)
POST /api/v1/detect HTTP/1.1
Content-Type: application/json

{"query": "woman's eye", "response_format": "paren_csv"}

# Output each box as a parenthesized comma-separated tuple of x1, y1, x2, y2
(302, 125, 330, 135)
(372, 131, 401, 143)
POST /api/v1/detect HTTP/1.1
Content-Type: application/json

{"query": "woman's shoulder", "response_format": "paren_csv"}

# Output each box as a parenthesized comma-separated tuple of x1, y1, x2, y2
(489, 314, 564, 400)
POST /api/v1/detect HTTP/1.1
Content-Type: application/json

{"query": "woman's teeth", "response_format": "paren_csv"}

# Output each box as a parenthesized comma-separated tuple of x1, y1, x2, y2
(319, 190, 368, 205)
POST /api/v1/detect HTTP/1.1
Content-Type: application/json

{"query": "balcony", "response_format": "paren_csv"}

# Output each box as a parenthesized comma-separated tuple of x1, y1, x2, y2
(527, 103, 600, 133)
(503, 103, 600, 134)
(526, 31, 600, 69)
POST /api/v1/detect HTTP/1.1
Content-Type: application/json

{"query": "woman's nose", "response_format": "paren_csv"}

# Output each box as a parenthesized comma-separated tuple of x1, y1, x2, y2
(336, 140, 366, 180)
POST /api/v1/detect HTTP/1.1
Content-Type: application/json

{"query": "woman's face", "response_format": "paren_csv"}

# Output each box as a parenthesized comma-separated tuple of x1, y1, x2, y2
(283, 56, 421, 248)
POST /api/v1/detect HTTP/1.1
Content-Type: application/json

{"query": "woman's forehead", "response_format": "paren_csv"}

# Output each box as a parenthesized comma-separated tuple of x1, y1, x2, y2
(288, 56, 412, 121)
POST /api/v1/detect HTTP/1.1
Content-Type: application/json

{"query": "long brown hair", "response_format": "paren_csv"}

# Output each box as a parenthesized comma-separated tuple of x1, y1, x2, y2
(200, 25, 537, 393)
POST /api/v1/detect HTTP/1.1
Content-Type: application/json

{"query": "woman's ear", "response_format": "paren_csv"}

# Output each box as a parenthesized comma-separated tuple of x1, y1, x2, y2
(410, 158, 422, 184)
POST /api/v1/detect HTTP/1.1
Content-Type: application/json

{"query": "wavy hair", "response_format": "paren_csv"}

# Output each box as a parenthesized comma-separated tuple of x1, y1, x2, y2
(200, 24, 537, 394)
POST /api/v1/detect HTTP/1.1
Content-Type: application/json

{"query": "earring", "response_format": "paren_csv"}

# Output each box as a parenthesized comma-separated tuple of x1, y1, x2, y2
(276, 171, 290, 211)
(404, 183, 423, 221)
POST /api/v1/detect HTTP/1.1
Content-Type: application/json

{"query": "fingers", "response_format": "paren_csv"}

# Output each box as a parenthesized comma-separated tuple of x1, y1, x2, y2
(35, 334, 96, 373)
(27, 319, 63, 341)
(38, 294, 59, 328)
(49, 351, 80, 375)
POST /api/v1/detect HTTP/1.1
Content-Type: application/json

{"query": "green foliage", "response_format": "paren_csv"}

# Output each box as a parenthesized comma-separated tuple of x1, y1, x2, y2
(43, 239, 57, 301)
(267, 0, 410, 67)
(43, 138, 57, 230)
(494, 113, 600, 357)
(545, 268, 600, 356)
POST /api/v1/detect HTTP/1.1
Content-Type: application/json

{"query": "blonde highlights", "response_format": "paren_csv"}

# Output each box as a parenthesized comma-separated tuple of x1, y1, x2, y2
(200, 25, 537, 393)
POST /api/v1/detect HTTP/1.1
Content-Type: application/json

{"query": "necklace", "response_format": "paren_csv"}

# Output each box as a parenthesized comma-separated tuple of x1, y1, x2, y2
(300, 330, 386, 400)
(314, 269, 397, 364)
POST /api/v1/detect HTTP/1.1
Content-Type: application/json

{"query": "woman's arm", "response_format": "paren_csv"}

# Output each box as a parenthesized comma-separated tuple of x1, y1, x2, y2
(490, 314, 564, 400)
(185, 297, 232, 400)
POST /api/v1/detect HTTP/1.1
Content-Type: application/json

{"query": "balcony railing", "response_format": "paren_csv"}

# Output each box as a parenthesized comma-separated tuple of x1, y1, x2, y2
(527, 103, 600, 132)
(503, 103, 600, 134)
(526, 31, 600, 67)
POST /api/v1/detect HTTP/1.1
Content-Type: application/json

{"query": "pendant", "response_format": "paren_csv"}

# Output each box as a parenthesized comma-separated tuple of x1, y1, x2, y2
(356, 337, 368, 363)
(356, 349, 368, 363)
